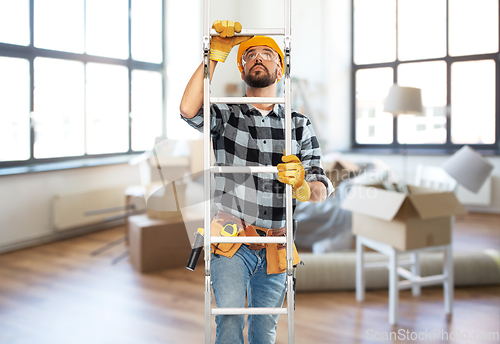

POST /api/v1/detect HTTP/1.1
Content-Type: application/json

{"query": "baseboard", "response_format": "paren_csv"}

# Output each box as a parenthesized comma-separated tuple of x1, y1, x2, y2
(0, 219, 126, 255)
(465, 206, 500, 214)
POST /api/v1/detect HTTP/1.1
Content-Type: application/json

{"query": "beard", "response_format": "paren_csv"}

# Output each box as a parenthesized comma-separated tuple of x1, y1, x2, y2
(242, 63, 278, 88)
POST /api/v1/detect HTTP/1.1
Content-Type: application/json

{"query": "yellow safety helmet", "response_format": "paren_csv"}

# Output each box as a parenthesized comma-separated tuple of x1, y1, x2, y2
(237, 36, 284, 77)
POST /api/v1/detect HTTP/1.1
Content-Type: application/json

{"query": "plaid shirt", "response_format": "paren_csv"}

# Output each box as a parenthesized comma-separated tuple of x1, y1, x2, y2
(181, 103, 334, 229)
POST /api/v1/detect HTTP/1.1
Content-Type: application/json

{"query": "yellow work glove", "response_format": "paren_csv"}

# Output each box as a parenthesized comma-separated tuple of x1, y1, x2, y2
(277, 154, 311, 202)
(210, 20, 251, 62)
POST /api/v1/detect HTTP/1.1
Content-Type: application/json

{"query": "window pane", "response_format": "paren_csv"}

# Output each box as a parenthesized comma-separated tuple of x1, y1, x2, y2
(0, 57, 30, 161)
(33, 58, 85, 159)
(0, 0, 30, 46)
(398, 0, 446, 61)
(86, 63, 129, 154)
(86, 0, 129, 59)
(451, 60, 495, 144)
(449, 0, 499, 56)
(131, 0, 163, 63)
(397, 61, 447, 144)
(131, 70, 162, 151)
(355, 68, 394, 144)
(354, 0, 396, 65)
(34, 0, 84, 53)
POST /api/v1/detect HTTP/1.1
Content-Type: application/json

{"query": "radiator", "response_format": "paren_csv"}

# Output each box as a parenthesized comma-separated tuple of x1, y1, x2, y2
(53, 186, 129, 231)
(456, 176, 493, 206)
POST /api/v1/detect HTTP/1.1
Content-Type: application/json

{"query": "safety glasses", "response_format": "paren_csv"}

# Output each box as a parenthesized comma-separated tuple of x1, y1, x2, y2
(241, 48, 280, 68)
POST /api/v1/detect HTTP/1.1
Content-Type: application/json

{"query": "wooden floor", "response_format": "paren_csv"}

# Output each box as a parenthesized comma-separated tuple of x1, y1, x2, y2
(0, 213, 499, 344)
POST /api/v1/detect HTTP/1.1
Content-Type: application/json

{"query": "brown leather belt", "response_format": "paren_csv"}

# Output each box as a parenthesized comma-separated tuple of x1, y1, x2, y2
(213, 211, 286, 250)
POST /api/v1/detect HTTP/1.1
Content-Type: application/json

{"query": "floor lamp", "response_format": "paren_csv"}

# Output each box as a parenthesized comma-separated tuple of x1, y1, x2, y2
(383, 85, 423, 187)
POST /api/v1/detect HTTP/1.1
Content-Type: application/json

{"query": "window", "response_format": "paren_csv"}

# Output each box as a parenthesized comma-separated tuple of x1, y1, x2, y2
(0, 57, 30, 161)
(352, 0, 499, 151)
(33, 57, 85, 158)
(0, 0, 164, 167)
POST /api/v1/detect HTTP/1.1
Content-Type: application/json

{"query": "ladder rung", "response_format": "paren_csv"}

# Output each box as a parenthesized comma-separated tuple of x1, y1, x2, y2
(211, 166, 278, 174)
(210, 28, 285, 36)
(212, 307, 287, 315)
(210, 97, 285, 104)
(211, 237, 287, 244)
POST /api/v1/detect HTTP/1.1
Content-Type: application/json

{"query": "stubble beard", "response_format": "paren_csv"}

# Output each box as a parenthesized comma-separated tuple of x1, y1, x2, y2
(243, 64, 278, 88)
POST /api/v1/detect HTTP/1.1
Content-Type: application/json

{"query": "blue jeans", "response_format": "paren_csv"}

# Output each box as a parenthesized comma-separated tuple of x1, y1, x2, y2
(211, 244, 287, 344)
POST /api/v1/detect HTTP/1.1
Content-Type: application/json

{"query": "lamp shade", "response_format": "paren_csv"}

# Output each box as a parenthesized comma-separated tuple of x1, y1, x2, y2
(383, 85, 423, 115)
(442, 145, 493, 193)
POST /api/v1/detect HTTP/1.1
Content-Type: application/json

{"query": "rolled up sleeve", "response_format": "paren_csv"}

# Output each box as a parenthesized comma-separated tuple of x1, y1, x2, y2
(299, 119, 335, 197)
(180, 104, 225, 138)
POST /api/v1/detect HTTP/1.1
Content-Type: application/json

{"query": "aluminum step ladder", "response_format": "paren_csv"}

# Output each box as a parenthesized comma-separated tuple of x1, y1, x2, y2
(202, 0, 295, 342)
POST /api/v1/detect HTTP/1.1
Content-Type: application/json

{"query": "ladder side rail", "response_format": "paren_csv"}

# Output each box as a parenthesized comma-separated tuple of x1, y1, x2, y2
(284, 1, 294, 343)
(202, 1, 212, 343)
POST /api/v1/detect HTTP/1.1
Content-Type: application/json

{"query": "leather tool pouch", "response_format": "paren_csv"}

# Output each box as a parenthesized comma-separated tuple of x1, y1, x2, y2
(210, 212, 245, 253)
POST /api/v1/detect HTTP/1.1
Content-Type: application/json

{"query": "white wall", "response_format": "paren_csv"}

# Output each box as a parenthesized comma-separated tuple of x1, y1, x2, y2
(0, 164, 141, 251)
(165, 0, 203, 140)
(324, 0, 352, 151)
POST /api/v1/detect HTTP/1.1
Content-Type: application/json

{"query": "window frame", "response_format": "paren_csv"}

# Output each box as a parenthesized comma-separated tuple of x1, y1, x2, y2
(351, 0, 500, 153)
(0, 0, 165, 169)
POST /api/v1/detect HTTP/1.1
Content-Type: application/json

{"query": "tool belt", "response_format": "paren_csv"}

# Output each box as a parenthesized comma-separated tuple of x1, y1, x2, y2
(210, 211, 301, 275)
(213, 211, 286, 250)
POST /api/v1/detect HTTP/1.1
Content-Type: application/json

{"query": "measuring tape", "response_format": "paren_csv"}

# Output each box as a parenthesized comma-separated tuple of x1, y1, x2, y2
(221, 223, 239, 237)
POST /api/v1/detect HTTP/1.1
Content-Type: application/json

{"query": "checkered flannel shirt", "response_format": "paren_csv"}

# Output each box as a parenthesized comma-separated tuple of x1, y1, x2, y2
(181, 103, 334, 229)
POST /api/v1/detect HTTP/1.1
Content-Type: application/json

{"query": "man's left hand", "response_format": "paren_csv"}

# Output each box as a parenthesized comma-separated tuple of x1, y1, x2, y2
(277, 154, 311, 202)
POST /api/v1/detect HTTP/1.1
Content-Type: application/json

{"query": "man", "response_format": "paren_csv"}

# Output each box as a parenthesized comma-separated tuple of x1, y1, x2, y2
(180, 20, 333, 344)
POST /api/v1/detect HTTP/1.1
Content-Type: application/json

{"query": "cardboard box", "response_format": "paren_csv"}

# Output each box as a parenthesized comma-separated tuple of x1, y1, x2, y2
(322, 160, 360, 189)
(145, 182, 188, 220)
(128, 213, 203, 272)
(341, 185, 467, 251)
